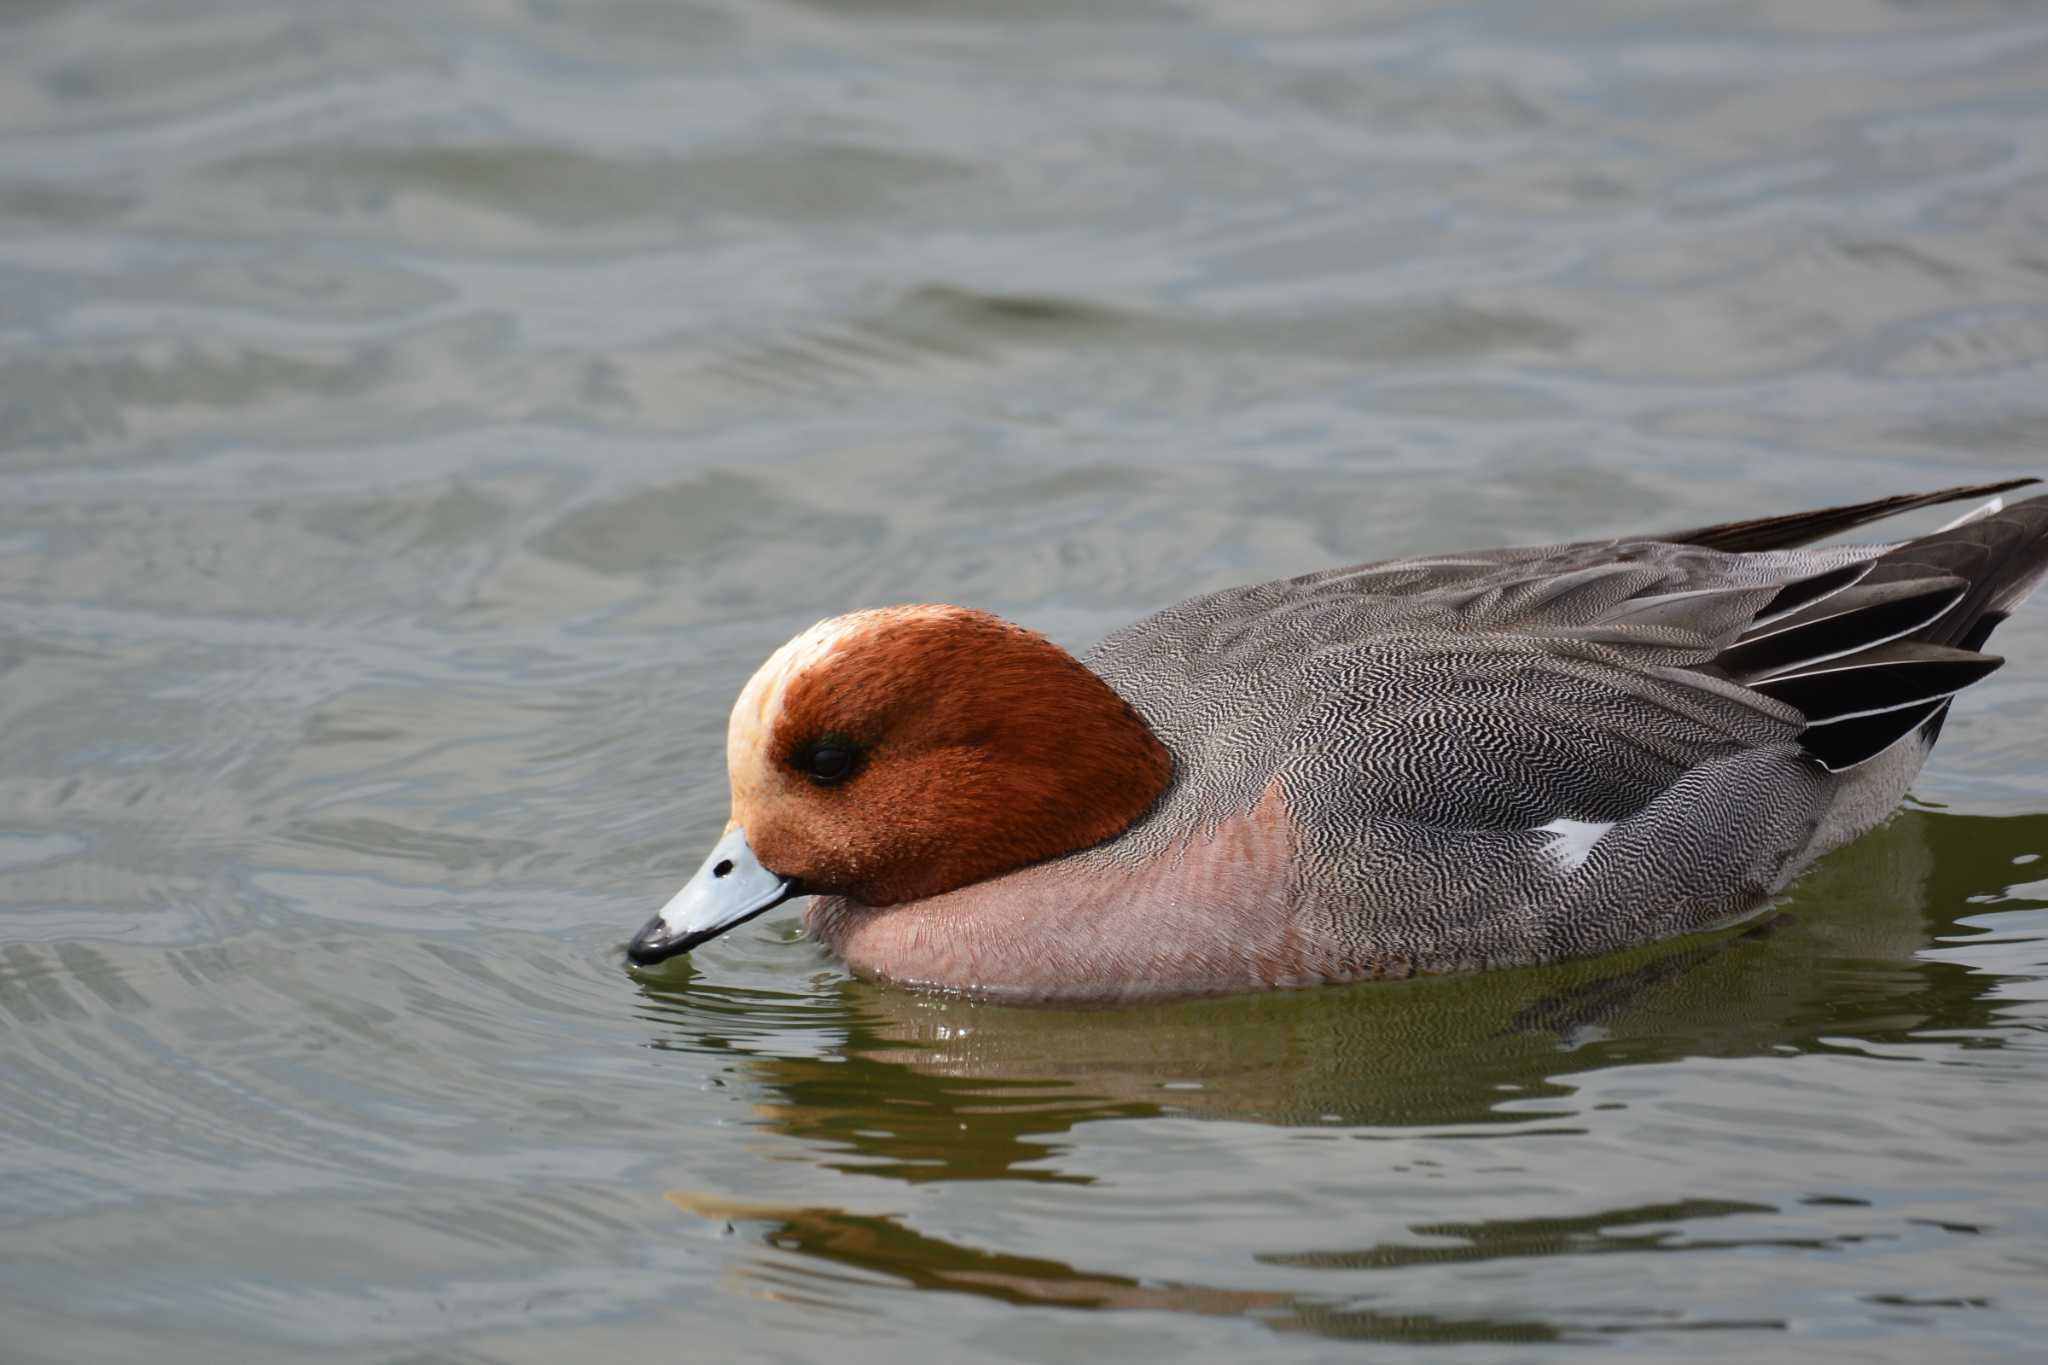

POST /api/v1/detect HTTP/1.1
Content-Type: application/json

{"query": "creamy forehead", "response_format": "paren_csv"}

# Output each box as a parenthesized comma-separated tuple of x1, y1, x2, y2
(726, 607, 955, 781)
(729, 615, 859, 769)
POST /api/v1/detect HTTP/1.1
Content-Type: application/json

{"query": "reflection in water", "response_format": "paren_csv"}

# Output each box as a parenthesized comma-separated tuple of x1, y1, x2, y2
(663, 1191, 1818, 1342)
(638, 810, 2043, 1136)
(637, 809, 2047, 1336)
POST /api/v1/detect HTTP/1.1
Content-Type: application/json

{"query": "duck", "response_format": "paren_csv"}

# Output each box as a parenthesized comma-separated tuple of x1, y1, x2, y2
(627, 479, 2048, 1003)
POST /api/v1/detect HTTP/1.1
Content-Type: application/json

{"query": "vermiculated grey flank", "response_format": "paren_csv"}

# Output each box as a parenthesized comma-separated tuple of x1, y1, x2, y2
(1074, 479, 2048, 978)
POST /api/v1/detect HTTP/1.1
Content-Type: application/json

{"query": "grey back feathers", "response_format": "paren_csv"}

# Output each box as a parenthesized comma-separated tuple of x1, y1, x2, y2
(1075, 481, 2048, 978)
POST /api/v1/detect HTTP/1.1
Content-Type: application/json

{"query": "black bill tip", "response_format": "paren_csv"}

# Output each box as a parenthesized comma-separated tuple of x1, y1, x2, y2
(626, 914, 691, 967)
(624, 878, 801, 968)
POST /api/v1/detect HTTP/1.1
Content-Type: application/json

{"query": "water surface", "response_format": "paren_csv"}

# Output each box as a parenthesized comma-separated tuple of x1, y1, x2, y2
(4, 1, 2048, 1360)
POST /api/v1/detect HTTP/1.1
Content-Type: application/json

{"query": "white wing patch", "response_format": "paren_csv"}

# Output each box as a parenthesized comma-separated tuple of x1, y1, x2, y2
(1535, 817, 1615, 874)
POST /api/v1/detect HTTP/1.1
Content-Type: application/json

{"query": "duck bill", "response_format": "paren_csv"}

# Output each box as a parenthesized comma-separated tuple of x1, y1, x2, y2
(627, 826, 800, 966)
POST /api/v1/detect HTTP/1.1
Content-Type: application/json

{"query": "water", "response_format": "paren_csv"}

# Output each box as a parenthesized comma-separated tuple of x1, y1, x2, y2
(4, 1, 2048, 1359)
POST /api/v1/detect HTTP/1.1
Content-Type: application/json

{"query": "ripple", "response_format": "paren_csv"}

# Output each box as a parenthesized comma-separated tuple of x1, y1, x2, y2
(633, 282, 1579, 422)
(150, 255, 451, 324)
(1860, 306, 2048, 379)
(185, 141, 978, 245)
(0, 181, 134, 230)
(0, 831, 84, 874)
(533, 469, 883, 578)
(0, 327, 473, 455)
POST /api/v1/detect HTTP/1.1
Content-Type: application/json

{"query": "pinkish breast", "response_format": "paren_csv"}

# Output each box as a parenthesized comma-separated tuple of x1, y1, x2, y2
(801, 784, 1409, 1002)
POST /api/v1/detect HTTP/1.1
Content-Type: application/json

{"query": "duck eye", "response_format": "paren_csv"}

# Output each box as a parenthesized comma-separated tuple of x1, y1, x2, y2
(803, 743, 858, 785)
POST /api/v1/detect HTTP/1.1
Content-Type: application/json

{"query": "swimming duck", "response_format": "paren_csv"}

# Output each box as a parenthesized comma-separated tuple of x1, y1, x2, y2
(628, 479, 2048, 1002)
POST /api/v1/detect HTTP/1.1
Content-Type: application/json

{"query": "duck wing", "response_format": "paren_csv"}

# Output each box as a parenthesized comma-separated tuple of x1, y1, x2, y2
(1087, 486, 2048, 977)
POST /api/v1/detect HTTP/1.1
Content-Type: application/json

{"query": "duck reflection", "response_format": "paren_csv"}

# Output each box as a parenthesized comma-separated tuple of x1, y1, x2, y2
(664, 1189, 1837, 1342)
(636, 808, 2044, 1334)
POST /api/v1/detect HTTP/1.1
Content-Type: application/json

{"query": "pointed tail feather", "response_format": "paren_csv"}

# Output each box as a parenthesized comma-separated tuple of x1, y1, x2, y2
(1659, 477, 2038, 553)
(1711, 491, 2048, 769)
(1859, 494, 2048, 645)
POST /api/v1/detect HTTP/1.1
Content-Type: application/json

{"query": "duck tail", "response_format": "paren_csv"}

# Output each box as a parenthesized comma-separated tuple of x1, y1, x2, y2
(1867, 492, 2048, 647)
(1713, 492, 2048, 770)
(1660, 476, 2038, 553)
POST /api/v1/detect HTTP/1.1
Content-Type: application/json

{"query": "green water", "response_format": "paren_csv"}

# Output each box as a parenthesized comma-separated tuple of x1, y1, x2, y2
(4, 1, 2048, 1360)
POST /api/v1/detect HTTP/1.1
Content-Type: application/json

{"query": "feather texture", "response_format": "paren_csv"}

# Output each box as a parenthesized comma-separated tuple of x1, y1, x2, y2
(1062, 487, 2048, 980)
(795, 484, 2048, 1000)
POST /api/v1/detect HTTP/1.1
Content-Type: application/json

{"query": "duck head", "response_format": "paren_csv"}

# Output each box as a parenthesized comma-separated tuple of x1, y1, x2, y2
(626, 605, 1173, 966)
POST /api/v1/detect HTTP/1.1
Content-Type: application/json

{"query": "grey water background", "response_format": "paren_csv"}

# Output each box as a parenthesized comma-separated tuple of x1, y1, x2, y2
(5, 0, 2048, 1359)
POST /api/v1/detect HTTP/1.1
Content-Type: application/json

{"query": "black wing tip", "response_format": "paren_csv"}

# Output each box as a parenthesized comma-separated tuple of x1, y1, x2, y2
(1755, 644, 2005, 724)
(1801, 698, 1952, 770)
